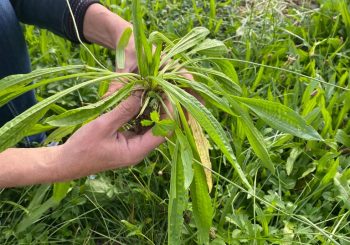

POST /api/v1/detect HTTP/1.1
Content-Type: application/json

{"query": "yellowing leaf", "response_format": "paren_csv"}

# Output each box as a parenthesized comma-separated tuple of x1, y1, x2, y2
(188, 114, 213, 193)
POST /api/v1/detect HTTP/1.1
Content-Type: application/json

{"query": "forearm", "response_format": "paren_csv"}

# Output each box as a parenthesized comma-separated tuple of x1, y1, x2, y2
(0, 147, 61, 187)
(83, 4, 137, 72)
(0, 146, 100, 188)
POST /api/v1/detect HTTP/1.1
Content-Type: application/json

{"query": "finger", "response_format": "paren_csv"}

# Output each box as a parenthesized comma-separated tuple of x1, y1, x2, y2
(127, 129, 166, 160)
(101, 91, 142, 131)
(102, 81, 125, 99)
(160, 93, 174, 120)
(179, 68, 194, 80)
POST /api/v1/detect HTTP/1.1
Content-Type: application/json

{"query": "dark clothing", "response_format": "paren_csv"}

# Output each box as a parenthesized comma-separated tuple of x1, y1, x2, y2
(9, 0, 100, 43)
(0, 0, 99, 146)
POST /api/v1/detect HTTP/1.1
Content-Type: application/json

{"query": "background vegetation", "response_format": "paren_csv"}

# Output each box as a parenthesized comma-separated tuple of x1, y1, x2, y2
(1, 0, 350, 244)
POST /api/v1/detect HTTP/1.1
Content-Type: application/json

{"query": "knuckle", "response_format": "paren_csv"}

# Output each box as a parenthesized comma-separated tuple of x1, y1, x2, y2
(118, 96, 141, 115)
(119, 101, 136, 115)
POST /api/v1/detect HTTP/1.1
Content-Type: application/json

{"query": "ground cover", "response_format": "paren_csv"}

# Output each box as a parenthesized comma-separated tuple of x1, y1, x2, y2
(0, 0, 349, 244)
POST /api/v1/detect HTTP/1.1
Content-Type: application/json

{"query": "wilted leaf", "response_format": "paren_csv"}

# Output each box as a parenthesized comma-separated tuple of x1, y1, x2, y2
(188, 115, 213, 192)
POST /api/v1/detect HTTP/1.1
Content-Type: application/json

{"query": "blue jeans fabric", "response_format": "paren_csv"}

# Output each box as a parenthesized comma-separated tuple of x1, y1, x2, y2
(0, 0, 45, 146)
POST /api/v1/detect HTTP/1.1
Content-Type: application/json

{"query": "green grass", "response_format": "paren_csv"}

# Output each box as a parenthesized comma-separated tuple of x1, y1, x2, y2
(1, 0, 350, 244)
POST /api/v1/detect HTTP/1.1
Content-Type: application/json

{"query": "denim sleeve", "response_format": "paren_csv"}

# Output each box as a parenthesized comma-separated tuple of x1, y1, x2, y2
(10, 0, 100, 43)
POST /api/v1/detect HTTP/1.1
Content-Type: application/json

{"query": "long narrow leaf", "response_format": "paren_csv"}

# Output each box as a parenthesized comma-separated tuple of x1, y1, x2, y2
(176, 129, 194, 189)
(0, 72, 103, 107)
(168, 139, 187, 244)
(157, 78, 252, 190)
(163, 74, 237, 117)
(190, 161, 213, 244)
(230, 100, 275, 173)
(0, 65, 86, 92)
(160, 27, 210, 67)
(116, 27, 133, 69)
(45, 82, 134, 127)
(0, 73, 132, 151)
(132, 0, 151, 77)
(232, 96, 323, 141)
(188, 39, 228, 57)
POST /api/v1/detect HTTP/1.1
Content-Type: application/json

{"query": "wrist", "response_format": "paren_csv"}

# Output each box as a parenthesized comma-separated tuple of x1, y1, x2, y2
(105, 15, 138, 73)
(83, 4, 128, 48)
(83, 4, 137, 72)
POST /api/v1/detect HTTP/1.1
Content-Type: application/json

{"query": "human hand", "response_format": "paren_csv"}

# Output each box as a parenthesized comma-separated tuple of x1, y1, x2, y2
(0, 89, 169, 187)
(60, 91, 165, 174)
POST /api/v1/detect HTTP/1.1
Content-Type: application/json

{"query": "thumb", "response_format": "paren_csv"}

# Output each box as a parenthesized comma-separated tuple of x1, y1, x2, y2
(101, 91, 142, 131)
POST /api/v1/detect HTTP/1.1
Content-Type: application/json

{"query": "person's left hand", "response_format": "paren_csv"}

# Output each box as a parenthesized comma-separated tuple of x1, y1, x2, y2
(61, 90, 166, 173)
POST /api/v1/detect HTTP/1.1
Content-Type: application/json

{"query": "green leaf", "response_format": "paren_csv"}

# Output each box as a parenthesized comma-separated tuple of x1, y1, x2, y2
(16, 197, 57, 234)
(334, 171, 350, 210)
(24, 124, 56, 137)
(175, 103, 211, 243)
(183, 66, 242, 95)
(0, 65, 85, 93)
(0, 109, 48, 151)
(0, 73, 122, 151)
(132, 0, 152, 77)
(251, 59, 266, 92)
(157, 78, 252, 191)
(150, 110, 160, 122)
(0, 72, 102, 107)
(132, 0, 146, 77)
(116, 27, 133, 69)
(161, 27, 210, 67)
(149, 31, 173, 47)
(151, 42, 163, 76)
(176, 129, 194, 189)
(189, 39, 228, 57)
(168, 139, 186, 244)
(190, 161, 213, 244)
(320, 158, 339, 186)
(286, 148, 303, 176)
(53, 182, 71, 202)
(335, 129, 350, 147)
(233, 97, 323, 141)
(163, 74, 237, 117)
(44, 126, 76, 144)
(230, 100, 275, 173)
(141, 119, 153, 127)
(26, 185, 51, 211)
(243, 122, 275, 173)
(338, 0, 350, 34)
(211, 59, 239, 84)
(45, 82, 134, 127)
(152, 119, 175, 137)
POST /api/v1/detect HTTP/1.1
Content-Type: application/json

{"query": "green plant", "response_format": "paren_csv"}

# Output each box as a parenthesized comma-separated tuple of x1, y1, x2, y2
(2, 0, 349, 244)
